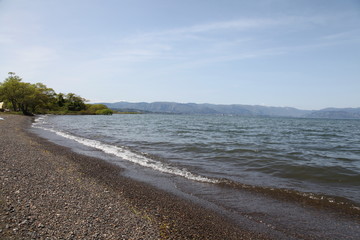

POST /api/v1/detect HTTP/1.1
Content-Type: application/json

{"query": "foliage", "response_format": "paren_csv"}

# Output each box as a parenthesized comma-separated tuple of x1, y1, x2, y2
(0, 73, 57, 115)
(0, 72, 113, 115)
(87, 104, 108, 112)
(85, 104, 113, 115)
(65, 93, 87, 111)
(95, 109, 113, 115)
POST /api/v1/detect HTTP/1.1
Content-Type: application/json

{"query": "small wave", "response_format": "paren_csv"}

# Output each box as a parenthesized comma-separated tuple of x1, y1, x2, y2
(33, 116, 45, 123)
(218, 179, 360, 216)
(32, 123, 218, 184)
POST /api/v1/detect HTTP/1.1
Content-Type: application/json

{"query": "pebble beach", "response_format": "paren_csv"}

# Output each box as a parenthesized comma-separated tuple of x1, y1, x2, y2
(0, 114, 269, 240)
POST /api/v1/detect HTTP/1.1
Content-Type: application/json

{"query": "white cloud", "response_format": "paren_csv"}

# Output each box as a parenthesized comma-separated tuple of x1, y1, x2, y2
(322, 29, 360, 41)
(102, 18, 281, 64)
(120, 18, 281, 45)
(57, 14, 348, 81)
(165, 18, 281, 34)
(94, 19, 276, 69)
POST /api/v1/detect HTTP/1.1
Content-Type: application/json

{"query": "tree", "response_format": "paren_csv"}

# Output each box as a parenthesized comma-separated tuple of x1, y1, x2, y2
(87, 104, 108, 112)
(65, 93, 87, 111)
(0, 72, 24, 112)
(0, 73, 60, 115)
(56, 93, 66, 107)
(15, 82, 37, 115)
(95, 108, 113, 115)
(31, 83, 57, 113)
(0, 73, 39, 115)
(0, 72, 91, 115)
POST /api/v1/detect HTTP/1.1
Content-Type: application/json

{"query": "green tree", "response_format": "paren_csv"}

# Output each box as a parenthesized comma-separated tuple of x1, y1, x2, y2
(87, 104, 108, 112)
(31, 83, 57, 113)
(65, 93, 87, 111)
(0, 72, 39, 115)
(95, 108, 113, 115)
(0, 72, 24, 112)
(56, 93, 66, 107)
(0, 73, 60, 115)
(1, 72, 92, 115)
(16, 82, 37, 115)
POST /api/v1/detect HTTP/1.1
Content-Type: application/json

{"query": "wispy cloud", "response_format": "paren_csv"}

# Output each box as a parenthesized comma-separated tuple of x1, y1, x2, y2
(1, 12, 352, 84)
(98, 18, 282, 64)
(97, 16, 334, 69)
(118, 15, 333, 43)
(162, 18, 281, 34)
(119, 18, 281, 45)
(322, 29, 360, 41)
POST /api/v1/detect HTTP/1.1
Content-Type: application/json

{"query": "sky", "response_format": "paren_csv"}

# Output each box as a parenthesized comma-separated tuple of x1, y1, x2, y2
(0, 0, 359, 110)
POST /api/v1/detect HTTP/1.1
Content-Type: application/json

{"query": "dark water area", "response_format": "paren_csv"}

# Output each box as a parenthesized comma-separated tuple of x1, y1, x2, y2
(32, 114, 360, 239)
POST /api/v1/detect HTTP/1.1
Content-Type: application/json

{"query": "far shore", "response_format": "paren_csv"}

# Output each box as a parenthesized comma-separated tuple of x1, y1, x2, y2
(0, 114, 269, 239)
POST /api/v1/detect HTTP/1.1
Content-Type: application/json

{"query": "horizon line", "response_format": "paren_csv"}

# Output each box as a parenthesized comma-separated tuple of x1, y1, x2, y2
(89, 100, 360, 111)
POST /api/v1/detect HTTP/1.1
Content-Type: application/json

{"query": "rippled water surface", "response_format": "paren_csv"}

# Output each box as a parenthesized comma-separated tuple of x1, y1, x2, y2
(34, 114, 360, 206)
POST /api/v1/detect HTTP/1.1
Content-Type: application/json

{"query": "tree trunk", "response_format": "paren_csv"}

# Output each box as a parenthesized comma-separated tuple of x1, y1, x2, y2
(20, 104, 33, 116)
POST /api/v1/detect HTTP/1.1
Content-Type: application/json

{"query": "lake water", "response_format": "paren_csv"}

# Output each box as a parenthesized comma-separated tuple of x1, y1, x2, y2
(32, 114, 360, 239)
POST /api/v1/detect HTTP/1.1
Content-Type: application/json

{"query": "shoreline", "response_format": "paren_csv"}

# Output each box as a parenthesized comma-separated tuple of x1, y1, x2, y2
(0, 114, 269, 239)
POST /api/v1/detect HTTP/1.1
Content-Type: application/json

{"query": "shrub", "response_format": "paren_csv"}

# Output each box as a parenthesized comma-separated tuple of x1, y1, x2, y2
(95, 109, 113, 115)
(87, 104, 108, 112)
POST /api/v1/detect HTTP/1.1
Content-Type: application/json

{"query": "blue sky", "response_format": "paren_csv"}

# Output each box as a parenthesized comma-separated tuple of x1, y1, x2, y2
(0, 0, 359, 110)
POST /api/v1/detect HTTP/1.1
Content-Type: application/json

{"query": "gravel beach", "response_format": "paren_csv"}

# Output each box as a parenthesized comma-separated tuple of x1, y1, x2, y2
(0, 114, 270, 240)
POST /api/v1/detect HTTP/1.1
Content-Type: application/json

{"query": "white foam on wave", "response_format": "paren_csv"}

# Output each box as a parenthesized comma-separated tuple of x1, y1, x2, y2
(32, 119, 218, 184)
(33, 115, 47, 126)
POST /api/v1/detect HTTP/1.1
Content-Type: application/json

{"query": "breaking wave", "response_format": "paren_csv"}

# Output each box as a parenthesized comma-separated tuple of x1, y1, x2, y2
(33, 121, 218, 184)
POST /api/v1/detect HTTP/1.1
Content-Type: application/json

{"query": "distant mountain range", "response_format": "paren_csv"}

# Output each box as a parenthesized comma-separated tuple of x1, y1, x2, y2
(305, 108, 360, 119)
(101, 101, 360, 119)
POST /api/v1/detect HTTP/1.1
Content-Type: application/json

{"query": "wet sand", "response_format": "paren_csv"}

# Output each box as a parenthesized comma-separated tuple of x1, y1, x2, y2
(0, 114, 270, 239)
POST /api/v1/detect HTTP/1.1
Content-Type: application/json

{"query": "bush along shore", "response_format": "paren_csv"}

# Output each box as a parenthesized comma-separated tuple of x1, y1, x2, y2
(0, 72, 113, 116)
(0, 114, 270, 239)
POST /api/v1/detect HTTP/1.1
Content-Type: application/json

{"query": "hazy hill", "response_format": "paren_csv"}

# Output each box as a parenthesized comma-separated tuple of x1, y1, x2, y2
(305, 108, 360, 119)
(101, 102, 360, 119)
(103, 101, 311, 117)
